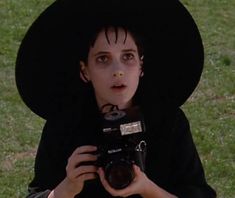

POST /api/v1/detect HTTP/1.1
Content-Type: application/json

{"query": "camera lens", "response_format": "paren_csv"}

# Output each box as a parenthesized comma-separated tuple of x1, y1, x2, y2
(105, 160, 134, 189)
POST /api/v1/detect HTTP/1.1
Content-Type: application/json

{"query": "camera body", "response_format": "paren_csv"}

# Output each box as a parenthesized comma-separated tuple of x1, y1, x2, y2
(96, 106, 147, 189)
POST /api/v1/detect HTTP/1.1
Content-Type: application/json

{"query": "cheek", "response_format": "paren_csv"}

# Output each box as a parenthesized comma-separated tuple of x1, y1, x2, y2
(127, 74, 140, 95)
(133, 76, 141, 89)
(130, 69, 141, 83)
(89, 71, 109, 89)
(92, 79, 106, 90)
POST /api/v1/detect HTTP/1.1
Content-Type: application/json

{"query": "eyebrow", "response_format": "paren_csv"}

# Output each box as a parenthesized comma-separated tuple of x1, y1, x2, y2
(93, 49, 137, 57)
(122, 49, 137, 53)
(93, 51, 110, 57)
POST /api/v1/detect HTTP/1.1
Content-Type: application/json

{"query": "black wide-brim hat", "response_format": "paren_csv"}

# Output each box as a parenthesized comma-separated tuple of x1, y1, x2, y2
(16, 0, 204, 119)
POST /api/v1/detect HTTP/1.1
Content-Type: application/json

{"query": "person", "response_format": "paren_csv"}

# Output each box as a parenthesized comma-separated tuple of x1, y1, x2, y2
(15, 0, 217, 197)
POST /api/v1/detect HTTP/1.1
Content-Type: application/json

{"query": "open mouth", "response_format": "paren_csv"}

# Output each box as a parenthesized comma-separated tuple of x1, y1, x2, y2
(111, 84, 127, 90)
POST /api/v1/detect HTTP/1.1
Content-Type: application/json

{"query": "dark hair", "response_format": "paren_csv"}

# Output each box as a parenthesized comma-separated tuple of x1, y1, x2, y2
(78, 25, 144, 65)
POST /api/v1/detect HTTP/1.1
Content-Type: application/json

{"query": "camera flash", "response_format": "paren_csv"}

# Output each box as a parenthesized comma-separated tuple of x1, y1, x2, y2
(120, 121, 142, 136)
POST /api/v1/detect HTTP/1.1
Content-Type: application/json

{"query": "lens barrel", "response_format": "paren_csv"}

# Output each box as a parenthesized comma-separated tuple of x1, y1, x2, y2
(105, 160, 134, 189)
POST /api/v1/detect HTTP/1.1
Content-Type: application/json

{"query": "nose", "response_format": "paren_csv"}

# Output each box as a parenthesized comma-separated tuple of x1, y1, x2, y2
(113, 71, 124, 77)
(112, 60, 125, 78)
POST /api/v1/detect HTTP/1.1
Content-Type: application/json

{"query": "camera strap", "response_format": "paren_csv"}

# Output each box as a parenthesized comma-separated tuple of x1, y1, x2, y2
(100, 103, 119, 113)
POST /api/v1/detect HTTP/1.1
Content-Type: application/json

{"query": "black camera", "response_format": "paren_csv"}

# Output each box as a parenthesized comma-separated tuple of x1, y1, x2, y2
(96, 106, 147, 189)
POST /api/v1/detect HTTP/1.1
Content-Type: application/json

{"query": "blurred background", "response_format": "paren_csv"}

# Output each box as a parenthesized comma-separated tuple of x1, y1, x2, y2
(0, 0, 234, 197)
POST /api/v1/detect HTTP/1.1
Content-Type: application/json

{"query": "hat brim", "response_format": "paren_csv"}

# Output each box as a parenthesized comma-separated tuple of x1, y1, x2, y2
(15, 0, 204, 119)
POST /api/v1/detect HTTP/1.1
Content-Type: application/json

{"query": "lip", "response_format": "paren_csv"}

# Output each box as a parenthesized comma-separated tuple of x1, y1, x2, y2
(110, 84, 127, 91)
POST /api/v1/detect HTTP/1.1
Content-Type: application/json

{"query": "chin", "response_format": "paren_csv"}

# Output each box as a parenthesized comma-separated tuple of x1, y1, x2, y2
(109, 99, 132, 109)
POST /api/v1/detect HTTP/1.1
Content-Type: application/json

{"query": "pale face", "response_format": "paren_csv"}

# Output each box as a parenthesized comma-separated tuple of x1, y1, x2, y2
(80, 27, 143, 110)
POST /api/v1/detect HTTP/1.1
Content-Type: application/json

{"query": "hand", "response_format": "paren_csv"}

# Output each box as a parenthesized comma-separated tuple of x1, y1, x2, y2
(60, 145, 98, 197)
(97, 164, 150, 197)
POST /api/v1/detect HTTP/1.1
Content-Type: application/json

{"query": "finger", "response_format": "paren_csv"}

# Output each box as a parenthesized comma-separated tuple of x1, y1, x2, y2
(82, 173, 97, 181)
(97, 168, 115, 194)
(67, 153, 97, 169)
(133, 164, 142, 177)
(73, 145, 97, 156)
(98, 165, 144, 197)
(77, 173, 97, 182)
(97, 168, 128, 197)
(67, 165, 98, 181)
(74, 165, 98, 178)
(75, 153, 97, 165)
(133, 164, 147, 182)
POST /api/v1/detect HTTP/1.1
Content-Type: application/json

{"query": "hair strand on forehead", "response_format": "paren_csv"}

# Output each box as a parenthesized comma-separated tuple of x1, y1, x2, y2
(104, 26, 129, 44)
(104, 26, 111, 44)
(123, 28, 127, 44)
(114, 27, 118, 44)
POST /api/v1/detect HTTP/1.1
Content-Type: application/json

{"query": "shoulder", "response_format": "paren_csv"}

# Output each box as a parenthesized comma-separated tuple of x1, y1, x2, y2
(170, 108, 197, 151)
(172, 107, 190, 132)
(160, 107, 192, 140)
(144, 106, 191, 142)
(39, 112, 81, 148)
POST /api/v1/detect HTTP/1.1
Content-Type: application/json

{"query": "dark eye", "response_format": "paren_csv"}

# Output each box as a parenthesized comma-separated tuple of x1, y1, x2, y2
(122, 53, 134, 61)
(96, 55, 109, 63)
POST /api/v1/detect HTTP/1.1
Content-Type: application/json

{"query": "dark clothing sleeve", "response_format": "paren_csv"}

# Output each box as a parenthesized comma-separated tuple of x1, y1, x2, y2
(26, 189, 51, 198)
(26, 108, 216, 198)
(26, 120, 65, 198)
(167, 109, 216, 197)
(26, 116, 115, 198)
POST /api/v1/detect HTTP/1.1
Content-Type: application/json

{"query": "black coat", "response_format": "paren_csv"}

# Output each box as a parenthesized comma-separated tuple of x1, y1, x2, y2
(26, 105, 216, 198)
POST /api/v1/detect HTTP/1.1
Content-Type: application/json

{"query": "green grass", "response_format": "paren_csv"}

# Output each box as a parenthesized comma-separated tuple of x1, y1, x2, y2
(182, 0, 235, 197)
(0, 1, 53, 197)
(1, 0, 235, 197)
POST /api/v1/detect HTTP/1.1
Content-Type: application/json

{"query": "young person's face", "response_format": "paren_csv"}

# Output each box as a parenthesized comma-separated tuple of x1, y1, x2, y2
(80, 27, 143, 110)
